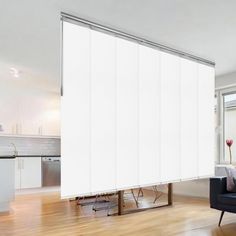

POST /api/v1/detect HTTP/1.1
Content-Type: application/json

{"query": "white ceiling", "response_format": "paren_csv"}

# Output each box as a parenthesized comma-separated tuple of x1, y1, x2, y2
(0, 0, 236, 91)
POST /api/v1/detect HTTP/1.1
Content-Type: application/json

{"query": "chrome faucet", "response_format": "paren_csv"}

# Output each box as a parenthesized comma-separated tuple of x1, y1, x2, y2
(10, 143, 18, 156)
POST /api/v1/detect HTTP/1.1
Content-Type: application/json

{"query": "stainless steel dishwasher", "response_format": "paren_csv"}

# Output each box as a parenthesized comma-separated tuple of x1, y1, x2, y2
(42, 157, 61, 186)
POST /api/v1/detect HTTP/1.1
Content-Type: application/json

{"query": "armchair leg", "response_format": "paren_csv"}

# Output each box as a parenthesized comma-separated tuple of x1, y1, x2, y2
(218, 211, 225, 227)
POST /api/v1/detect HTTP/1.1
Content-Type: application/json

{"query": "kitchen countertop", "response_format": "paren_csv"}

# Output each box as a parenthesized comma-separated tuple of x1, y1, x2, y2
(0, 156, 16, 159)
(0, 155, 61, 159)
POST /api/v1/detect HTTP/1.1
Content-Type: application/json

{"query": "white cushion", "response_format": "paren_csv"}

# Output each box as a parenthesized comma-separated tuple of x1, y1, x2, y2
(225, 166, 236, 192)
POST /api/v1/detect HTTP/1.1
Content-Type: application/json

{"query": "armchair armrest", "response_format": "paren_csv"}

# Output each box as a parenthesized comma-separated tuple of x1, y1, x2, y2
(210, 177, 227, 209)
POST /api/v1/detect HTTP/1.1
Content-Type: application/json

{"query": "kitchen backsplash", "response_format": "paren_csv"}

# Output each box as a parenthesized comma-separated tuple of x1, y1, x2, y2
(0, 136, 60, 156)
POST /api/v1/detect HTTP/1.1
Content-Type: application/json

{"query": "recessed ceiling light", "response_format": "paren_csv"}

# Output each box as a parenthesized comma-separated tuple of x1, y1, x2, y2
(10, 67, 20, 78)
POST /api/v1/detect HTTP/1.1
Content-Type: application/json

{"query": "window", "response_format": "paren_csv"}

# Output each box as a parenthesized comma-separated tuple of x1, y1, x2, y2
(217, 87, 236, 164)
(223, 93, 236, 164)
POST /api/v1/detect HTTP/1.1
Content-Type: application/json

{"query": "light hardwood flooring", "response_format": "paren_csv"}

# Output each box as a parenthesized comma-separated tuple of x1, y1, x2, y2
(0, 189, 235, 236)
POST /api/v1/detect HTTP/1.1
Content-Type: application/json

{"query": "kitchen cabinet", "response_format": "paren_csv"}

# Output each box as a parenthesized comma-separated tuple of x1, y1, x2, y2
(0, 89, 60, 137)
(15, 157, 42, 189)
(41, 94, 60, 136)
(0, 158, 15, 212)
(18, 95, 44, 136)
(0, 92, 19, 135)
(41, 116, 60, 136)
(15, 158, 21, 189)
(19, 93, 60, 137)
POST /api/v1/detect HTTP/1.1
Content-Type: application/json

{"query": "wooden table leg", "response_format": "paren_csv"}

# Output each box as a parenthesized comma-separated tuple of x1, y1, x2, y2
(118, 190, 124, 215)
(168, 183, 173, 205)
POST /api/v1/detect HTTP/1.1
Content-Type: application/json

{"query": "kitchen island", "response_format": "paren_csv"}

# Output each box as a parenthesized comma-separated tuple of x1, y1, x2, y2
(0, 156, 15, 212)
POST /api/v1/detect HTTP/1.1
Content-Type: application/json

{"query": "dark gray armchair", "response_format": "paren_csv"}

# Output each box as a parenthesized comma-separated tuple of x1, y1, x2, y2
(210, 177, 236, 226)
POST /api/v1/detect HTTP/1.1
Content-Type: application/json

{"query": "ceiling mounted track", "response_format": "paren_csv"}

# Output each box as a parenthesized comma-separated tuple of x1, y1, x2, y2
(61, 12, 215, 67)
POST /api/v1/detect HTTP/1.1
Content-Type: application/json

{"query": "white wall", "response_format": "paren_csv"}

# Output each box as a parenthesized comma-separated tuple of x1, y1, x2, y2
(216, 71, 236, 89)
(0, 136, 60, 156)
(173, 179, 210, 198)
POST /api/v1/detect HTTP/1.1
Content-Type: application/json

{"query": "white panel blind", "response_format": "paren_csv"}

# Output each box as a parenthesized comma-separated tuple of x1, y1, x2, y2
(198, 64, 215, 177)
(180, 58, 198, 179)
(139, 45, 160, 186)
(160, 52, 181, 182)
(61, 21, 215, 198)
(61, 22, 91, 197)
(116, 38, 139, 189)
(90, 30, 116, 193)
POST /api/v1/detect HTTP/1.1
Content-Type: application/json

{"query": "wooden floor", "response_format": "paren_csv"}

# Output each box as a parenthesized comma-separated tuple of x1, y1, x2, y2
(0, 190, 235, 236)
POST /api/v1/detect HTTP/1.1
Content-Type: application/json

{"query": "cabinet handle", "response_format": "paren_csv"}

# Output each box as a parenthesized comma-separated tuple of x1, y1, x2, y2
(39, 126, 42, 135)
(21, 159, 24, 169)
(16, 124, 18, 134)
(19, 123, 22, 134)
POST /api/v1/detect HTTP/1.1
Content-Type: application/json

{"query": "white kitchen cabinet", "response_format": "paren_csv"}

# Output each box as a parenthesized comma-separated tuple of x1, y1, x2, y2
(0, 91, 19, 135)
(15, 158, 21, 189)
(0, 159, 15, 212)
(15, 157, 42, 189)
(0, 80, 60, 137)
(41, 117, 60, 137)
(18, 93, 60, 137)
(41, 94, 60, 137)
(21, 157, 42, 189)
(18, 95, 44, 136)
(0, 99, 60, 137)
